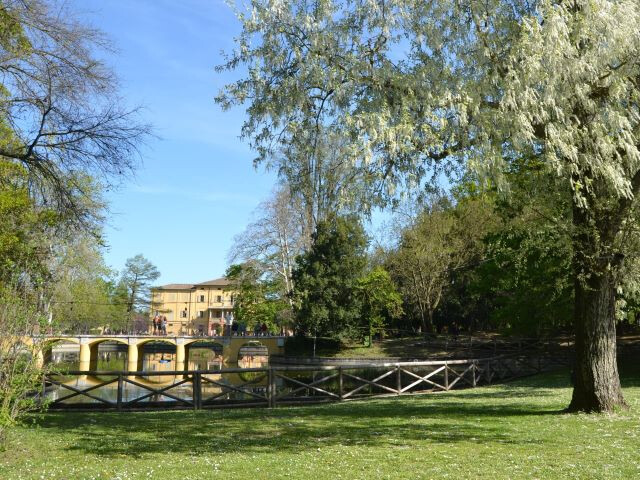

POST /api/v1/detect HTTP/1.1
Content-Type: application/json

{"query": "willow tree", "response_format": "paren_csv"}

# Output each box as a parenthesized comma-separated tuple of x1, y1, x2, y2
(218, 0, 640, 412)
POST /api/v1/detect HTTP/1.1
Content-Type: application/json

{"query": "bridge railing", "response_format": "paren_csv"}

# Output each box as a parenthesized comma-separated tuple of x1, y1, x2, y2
(40, 350, 570, 411)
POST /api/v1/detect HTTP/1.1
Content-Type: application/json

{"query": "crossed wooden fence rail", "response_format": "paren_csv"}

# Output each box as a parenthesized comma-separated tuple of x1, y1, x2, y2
(42, 351, 570, 411)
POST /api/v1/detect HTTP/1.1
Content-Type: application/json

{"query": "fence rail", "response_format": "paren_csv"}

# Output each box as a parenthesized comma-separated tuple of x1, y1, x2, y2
(41, 350, 570, 411)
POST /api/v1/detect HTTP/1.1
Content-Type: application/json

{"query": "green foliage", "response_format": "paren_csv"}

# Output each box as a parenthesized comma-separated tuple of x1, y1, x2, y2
(387, 195, 496, 333)
(473, 166, 573, 334)
(226, 262, 289, 332)
(355, 266, 403, 337)
(0, 160, 58, 287)
(474, 226, 573, 335)
(292, 215, 368, 339)
(0, 287, 49, 448)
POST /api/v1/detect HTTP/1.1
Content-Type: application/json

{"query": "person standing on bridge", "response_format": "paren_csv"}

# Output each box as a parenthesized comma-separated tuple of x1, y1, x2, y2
(161, 316, 167, 335)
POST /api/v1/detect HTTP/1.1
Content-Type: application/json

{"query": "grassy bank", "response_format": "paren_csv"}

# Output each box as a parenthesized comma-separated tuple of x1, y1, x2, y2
(283, 335, 463, 358)
(2, 363, 639, 480)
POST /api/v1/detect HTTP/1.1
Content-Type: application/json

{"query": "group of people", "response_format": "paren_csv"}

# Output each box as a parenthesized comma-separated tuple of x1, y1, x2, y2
(152, 315, 168, 335)
(228, 322, 270, 336)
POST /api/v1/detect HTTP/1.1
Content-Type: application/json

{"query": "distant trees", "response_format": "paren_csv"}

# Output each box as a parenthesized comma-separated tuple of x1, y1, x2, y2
(225, 262, 290, 333)
(387, 199, 457, 334)
(0, 160, 55, 289)
(471, 171, 574, 336)
(385, 195, 494, 334)
(354, 266, 403, 339)
(45, 252, 159, 334)
(49, 237, 123, 333)
(119, 254, 160, 328)
(230, 186, 308, 305)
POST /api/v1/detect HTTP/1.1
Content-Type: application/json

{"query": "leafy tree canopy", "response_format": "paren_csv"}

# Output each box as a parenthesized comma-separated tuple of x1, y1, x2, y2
(219, 0, 640, 412)
(292, 215, 368, 339)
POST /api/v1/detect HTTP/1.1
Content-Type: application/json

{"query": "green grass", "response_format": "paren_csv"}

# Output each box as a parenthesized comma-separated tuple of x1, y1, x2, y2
(284, 335, 462, 358)
(2, 363, 640, 480)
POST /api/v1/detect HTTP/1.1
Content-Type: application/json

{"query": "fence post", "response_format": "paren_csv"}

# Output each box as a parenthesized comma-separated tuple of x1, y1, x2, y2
(444, 362, 449, 390)
(117, 374, 123, 411)
(339, 366, 344, 400)
(268, 367, 276, 408)
(472, 361, 476, 387)
(193, 372, 201, 410)
(396, 365, 401, 394)
(41, 374, 47, 405)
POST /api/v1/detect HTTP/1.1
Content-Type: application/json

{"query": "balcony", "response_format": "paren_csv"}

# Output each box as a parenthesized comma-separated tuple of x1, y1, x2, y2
(208, 300, 234, 308)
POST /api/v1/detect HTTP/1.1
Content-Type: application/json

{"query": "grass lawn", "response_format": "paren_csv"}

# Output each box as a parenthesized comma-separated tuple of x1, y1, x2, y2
(2, 363, 639, 480)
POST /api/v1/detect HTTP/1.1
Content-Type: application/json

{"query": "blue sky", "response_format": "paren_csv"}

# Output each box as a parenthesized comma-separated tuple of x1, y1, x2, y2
(77, 0, 278, 284)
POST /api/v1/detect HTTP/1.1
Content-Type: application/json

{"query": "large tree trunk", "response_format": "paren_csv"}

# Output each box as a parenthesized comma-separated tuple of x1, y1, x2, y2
(568, 269, 626, 412)
(568, 205, 627, 412)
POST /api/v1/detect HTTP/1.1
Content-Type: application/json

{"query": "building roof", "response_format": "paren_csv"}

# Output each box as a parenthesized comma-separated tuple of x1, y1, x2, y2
(154, 283, 194, 290)
(195, 277, 231, 287)
(153, 277, 231, 290)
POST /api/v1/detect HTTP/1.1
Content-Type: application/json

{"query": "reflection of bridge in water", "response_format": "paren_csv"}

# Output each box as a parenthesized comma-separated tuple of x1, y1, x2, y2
(30, 335, 285, 371)
(50, 369, 269, 406)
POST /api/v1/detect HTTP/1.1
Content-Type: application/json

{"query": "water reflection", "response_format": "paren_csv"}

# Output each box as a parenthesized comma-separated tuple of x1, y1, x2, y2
(45, 342, 268, 405)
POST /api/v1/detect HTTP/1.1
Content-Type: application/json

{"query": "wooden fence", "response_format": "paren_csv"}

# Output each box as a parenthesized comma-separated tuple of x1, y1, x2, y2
(41, 350, 570, 411)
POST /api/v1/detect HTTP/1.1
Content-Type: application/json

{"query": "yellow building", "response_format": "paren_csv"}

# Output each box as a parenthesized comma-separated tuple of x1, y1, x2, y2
(150, 277, 236, 336)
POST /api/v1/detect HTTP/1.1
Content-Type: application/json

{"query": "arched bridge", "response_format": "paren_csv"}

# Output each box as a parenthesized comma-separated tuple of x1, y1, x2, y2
(27, 335, 286, 371)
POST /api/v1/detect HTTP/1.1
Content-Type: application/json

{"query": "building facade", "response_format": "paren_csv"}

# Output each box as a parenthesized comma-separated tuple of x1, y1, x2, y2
(150, 277, 236, 336)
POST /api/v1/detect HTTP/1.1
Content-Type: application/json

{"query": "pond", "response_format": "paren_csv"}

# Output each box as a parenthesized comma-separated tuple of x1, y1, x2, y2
(45, 341, 271, 405)
(43, 342, 451, 407)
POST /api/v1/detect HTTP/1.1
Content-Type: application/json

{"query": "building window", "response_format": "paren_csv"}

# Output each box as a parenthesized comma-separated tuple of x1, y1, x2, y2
(216, 295, 222, 303)
(180, 309, 187, 318)
(198, 310, 204, 318)
(230, 295, 234, 304)
(199, 295, 205, 302)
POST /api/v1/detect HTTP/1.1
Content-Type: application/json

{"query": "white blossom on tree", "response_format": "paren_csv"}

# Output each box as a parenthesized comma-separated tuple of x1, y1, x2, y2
(218, 0, 640, 412)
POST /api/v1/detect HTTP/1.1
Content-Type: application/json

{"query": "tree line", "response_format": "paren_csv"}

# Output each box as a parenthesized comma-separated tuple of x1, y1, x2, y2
(0, 0, 637, 425)
(217, 0, 640, 412)
(228, 170, 640, 344)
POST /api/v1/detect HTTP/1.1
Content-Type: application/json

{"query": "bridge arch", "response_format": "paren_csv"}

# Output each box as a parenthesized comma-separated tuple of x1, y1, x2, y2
(136, 339, 177, 373)
(237, 340, 269, 368)
(38, 338, 81, 369)
(134, 338, 177, 347)
(84, 339, 130, 371)
(42, 337, 80, 345)
(184, 340, 224, 370)
(85, 337, 129, 347)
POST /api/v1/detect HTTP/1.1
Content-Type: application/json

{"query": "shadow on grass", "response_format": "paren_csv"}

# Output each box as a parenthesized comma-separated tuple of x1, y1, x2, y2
(34, 391, 562, 459)
(30, 359, 639, 459)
